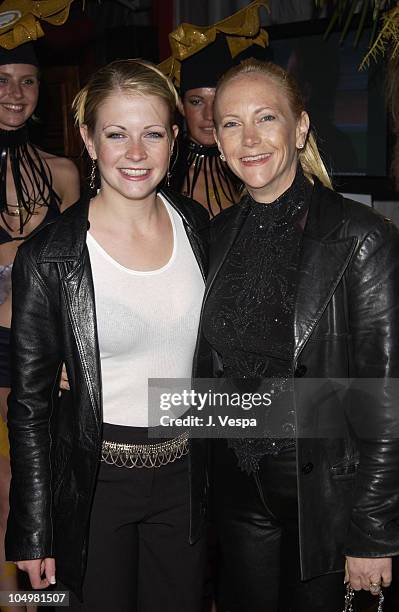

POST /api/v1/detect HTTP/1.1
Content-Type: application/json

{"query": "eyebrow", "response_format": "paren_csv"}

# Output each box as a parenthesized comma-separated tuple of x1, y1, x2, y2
(102, 124, 127, 131)
(102, 124, 167, 131)
(220, 106, 277, 120)
(0, 71, 37, 78)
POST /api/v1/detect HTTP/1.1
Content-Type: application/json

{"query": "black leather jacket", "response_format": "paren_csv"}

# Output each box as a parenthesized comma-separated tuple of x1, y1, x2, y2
(198, 178, 399, 580)
(5, 189, 210, 598)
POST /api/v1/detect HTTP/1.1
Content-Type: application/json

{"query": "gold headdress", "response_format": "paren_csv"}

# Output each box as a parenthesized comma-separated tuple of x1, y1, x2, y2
(0, 0, 73, 50)
(158, 0, 269, 89)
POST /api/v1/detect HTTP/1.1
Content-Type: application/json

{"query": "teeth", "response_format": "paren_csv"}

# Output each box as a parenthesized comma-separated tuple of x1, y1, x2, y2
(241, 153, 270, 162)
(3, 104, 23, 112)
(120, 169, 149, 177)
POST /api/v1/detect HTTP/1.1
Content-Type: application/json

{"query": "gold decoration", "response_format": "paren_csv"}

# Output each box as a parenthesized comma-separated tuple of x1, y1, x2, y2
(0, 0, 74, 50)
(159, 0, 269, 87)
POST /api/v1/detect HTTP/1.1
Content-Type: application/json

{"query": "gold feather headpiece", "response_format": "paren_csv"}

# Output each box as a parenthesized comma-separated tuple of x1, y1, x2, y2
(158, 0, 269, 88)
(0, 0, 73, 49)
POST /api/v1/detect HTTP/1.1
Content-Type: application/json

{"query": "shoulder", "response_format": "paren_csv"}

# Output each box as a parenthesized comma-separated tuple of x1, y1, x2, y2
(312, 179, 399, 244)
(160, 188, 209, 230)
(49, 157, 80, 206)
(35, 148, 77, 175)
(36, 149, 80, 208)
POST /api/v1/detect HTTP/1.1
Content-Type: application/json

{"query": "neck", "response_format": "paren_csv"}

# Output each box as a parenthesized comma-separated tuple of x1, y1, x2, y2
(89, 189, 162, 234)
(0, 125, 29, 146)
(247, 163, 299, 204)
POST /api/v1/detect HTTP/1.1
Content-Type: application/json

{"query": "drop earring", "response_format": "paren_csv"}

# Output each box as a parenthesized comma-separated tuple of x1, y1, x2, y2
(220, 152, 226, 161)
(89, 158, 97, 191)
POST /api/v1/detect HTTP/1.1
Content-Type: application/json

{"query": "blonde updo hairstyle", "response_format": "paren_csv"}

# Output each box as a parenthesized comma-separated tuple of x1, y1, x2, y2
(73, 58, 180, 139)
(214, 59, 332, 190)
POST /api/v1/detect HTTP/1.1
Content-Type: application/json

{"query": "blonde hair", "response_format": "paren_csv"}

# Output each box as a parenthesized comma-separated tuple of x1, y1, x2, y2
(72, 59, 180, 135)
(215, 59, 332, 190)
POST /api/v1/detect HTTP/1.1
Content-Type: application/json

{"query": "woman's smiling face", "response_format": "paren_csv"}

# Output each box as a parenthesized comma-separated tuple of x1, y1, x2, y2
(214, 73, 309, 202)
(0, 63, 39, 130)
(82, 92, 177, 205)
(183, 87, 216, 146)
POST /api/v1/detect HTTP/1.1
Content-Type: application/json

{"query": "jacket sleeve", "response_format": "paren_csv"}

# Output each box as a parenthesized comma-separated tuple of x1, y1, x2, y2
(5, 246, 62, 561)
(343, 217, 399, 557)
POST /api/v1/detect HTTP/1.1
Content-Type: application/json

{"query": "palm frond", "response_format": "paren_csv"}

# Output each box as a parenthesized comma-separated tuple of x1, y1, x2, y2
(360, 4, 399, 67)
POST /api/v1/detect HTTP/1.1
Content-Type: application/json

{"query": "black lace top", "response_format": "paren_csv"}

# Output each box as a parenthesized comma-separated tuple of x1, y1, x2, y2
(203, 167, 311, 472)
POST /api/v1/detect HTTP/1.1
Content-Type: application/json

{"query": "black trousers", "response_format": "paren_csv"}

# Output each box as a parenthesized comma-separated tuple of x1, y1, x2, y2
(67, 425, 205, 612)
(212, 440, 345, 612)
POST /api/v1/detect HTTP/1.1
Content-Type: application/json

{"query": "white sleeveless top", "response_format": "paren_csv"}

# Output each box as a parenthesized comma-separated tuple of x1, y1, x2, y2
(87, 194, 205, 427)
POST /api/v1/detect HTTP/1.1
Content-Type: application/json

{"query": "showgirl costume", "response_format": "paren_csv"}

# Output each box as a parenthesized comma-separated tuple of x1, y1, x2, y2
(170, 137, 239, 218)
(0, 125, 61, 387)
(160, 2, 270, 217)
(0, 44, 61, 459)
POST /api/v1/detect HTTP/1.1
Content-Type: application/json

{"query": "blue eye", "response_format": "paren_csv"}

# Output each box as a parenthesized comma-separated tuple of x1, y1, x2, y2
(223, 121, 238, 128)
(106, 132, 125, 139)
(145, 132, 165, 139)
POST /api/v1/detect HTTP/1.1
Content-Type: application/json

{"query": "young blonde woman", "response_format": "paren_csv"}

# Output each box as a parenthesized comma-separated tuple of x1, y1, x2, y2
(5, 59, 209, 612)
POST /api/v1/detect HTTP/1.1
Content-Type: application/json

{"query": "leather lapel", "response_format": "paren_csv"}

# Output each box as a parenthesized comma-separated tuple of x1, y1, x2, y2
(60, 252, 102, 430)
(205, 204, 250, 300)
(294, 180, 359, 360)
(294, 234, 357, 360)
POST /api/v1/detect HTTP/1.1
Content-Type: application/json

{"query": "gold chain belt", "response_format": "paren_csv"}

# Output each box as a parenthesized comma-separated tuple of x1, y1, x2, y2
(101, 431, 189, 468)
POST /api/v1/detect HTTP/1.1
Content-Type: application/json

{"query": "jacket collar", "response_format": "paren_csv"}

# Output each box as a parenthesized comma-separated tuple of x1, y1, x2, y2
(38, 188, 206, 264)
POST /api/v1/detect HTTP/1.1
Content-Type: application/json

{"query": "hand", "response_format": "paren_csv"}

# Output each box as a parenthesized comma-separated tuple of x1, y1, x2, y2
(15, 557, 56, 589)
(59, 363, 70, 392)
(345, 556, 392, 594)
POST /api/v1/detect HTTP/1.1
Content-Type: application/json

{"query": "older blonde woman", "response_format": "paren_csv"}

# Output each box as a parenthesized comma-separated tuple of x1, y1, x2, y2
(199, 59, 399, 611)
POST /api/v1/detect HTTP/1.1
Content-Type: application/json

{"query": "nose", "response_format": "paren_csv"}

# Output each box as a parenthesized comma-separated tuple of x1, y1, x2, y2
(203, 100, 214, 124)
(242, 123, 260, 147)
(8, 81, 23, 100)
(125, 139, 147, 161)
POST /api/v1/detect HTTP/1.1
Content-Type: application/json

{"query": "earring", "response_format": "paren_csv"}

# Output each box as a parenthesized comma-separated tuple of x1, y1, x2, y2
(298, 144, 304, 150)
(166, 171, 171, 187)
(220, 152, 226, 161)
(89, 158, 97, 191)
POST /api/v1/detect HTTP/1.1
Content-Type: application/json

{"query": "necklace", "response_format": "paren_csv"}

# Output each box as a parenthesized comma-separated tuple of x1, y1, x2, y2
(0, 126, 60, 233)
(178, 139, 240, 217)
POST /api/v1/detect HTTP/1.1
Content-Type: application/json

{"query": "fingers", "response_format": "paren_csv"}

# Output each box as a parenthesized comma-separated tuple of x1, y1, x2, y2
(16, 559, 48, 589)
(15, 557, 56, 589)
(344, 559, 349, 584)
(381, 565, 392, 589)
(369, 574, 383, 596)
(59, 364, 70, 391)
(44, 557, 56, 585)
(345, 556, 392, 594)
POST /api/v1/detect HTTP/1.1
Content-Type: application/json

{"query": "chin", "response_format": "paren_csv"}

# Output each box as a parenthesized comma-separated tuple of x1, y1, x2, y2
(192, 133, 215, 147)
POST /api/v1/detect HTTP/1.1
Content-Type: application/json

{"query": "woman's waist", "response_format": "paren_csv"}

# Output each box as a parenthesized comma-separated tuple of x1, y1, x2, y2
(101, 422, 189, 469)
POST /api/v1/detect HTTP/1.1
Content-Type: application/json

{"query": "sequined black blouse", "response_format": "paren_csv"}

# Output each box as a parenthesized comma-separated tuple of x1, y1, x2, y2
(203, 168, 311, 472)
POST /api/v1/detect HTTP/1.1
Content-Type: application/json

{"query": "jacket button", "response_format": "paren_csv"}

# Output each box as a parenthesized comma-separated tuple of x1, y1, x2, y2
(302, 462, 314, 474)
(295, 364, 307, 377)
